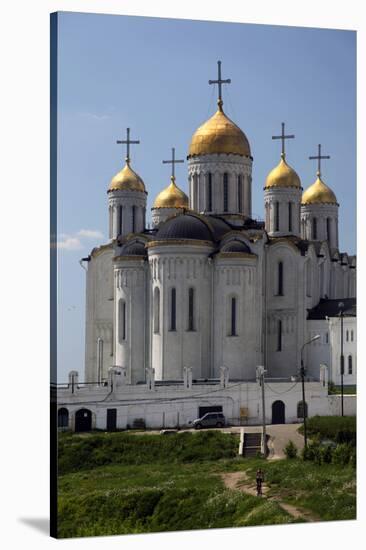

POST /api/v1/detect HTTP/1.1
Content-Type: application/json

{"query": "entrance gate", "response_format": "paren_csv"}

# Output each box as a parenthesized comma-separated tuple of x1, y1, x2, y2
(271, 400, 285, 424)
(75, 408, 92, 432)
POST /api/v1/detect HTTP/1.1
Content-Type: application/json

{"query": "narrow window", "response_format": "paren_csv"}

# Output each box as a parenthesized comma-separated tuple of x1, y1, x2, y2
(340, 355, 344, 375)
(297, 401, 308, 418)
(230, 297, 237, 336)
(188, 288, 195, 331)
(325, 332, 329, 344)
(288, 202, 292, 232)
(327, 218, 331, 241)
(132, 206, 136, 233)
(238, 175, 243, 212)
(207, 173, 212, 211)
(118, 299, 126, 342)
(275, 202, 279, 231)
(278, 262, 284, 296)
(348, 355, 353, 375)
(312, 217, 317, 240)
(170, 288, 176, 331)
(351, 330, 354, 342)
(223, 173, 228, 212)
(346, 330, 349, 342)
(153, 287, 160, 334)
(118, 205, 123, 236)
(277, 320, 282, 351)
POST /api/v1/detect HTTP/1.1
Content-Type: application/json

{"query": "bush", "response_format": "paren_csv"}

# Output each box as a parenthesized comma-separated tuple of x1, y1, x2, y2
(320, 444, 333, 464)
(332, 444, 352, 466)
(301, 441, 322, 464)
(303, 416, 356, 444)
(284, 440, 298, 459)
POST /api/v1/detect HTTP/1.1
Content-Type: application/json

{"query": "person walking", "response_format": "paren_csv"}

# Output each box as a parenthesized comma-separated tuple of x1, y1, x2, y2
(256, 468, 264, 496)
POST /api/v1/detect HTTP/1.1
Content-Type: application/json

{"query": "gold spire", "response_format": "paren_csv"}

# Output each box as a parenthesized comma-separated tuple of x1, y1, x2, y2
(265, 153, 301, 189)
(108, 160, 146, 193)
(302, 174, 338, 205)
(153, 176, 189, 209)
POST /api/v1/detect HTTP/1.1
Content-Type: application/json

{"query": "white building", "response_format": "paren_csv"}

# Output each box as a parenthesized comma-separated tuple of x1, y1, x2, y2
(57, 63, 356, 431)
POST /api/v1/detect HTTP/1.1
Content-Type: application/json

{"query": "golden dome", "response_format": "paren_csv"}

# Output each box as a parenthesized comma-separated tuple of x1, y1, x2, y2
(188, 102, 251, 158)
(153, 176, 189, 209)
(265, 154, 301, 189)
(302, 175, 338, 205)
(108, 161, 146, 193)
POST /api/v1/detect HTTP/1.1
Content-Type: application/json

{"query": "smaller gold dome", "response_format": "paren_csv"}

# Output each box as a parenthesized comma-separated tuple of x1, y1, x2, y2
(302, 175, 338, 205)
(188, 103, 251, 158)
(153, 176, 189, 209)
(108, 161, 146, 193)
(265, 154, 301, 189)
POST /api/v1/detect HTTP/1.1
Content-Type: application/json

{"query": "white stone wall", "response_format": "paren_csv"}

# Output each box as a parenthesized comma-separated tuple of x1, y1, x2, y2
(264, 187, 302, 237)
(108, 189, 147, 239)
(213, 254, 261, 379)
(188, 153, 253, 218)
(114, 257, 148, 384)
(265, 241, 305, 378)
(57, 370, 355, 432)
(328, 316, 357, 385)
(148, 243, 214, 380)
(84, 245, 115, 382)
(151, 207, 184, 228)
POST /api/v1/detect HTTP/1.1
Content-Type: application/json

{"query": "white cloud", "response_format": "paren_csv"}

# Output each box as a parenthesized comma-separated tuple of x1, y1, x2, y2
(57, 236, 83, 250)
(56, 229, 104, 250)
(77, 229, 104, 239)
(78, 111, 110, 121)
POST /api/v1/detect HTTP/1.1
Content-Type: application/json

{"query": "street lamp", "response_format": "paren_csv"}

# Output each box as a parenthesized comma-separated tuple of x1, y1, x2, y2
(338, 302, 345, 416)
(300, 334, 320, 448)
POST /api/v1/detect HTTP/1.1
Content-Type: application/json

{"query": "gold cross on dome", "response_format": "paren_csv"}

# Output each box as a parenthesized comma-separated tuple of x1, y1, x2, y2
(272, 122, 295, 158)
(162, 147, 184, 179)
(116, 127, 140, 164)
(209, 60, 231, 108)
(309, 143, 330, 177)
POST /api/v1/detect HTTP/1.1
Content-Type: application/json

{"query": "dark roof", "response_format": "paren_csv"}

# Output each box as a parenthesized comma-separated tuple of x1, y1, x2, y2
(307, 298, 356, 320)
(120, 242, 147, 256)
(221, 240, 251, 253)
(156, 213, 214, 242)
(205, 216, 231, 239)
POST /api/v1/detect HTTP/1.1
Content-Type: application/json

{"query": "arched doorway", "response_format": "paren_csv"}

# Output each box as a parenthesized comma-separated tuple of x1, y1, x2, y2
(75, 408, 92, 432)
(272, 400, 285, 424)
(58, 407, 69, 429)
(297, 401, 308, 419)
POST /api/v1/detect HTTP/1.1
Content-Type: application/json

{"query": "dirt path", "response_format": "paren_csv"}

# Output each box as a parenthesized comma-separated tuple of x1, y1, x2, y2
(220, 472, 320, 522)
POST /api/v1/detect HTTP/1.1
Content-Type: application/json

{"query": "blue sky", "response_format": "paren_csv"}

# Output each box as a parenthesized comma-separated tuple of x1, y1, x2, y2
(56, 12, 356, 381)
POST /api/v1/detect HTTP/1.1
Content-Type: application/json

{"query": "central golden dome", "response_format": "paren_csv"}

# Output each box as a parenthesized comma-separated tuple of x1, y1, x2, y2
(153, 176, 189, 209)
(108, 161, 146, 193)
(302, 175, 338, 205)
(188, 103, 251, 158)
(265, 154, 301, 189)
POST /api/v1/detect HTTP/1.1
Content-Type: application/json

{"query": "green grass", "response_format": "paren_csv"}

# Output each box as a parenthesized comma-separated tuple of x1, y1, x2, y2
(57, 431, 356, 538)
(299, 415, 356, 443)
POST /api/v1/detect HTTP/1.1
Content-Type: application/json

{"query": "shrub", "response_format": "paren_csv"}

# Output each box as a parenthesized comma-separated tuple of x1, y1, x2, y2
(284, 440, 298, 459)
(332, 444, 351, 466)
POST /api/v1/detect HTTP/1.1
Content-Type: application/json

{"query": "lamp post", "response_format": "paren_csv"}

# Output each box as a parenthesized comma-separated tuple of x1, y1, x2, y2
(338, 302, 345, 416)
(300, 334, 320, 448)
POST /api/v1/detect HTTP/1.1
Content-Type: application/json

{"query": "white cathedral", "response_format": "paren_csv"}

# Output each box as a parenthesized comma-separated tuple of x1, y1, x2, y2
(58, 62, 356, 432)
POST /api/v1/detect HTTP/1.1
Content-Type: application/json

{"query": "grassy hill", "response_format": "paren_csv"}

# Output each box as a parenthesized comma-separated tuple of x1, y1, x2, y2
(57, 430, 356, 538)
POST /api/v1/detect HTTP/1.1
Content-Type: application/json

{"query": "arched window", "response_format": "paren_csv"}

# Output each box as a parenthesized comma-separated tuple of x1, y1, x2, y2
(207, 173, 212, 211)
(277, 320, 282, 351)
(288, 202, 292, 232)
(351, 330, 354, 342)
(58, 408, 69, 429)
(277, 262, 284, 296)
(312, 217, 317, 240)
(132, 205, 136, 233)
(348, 355, 353, 375)
(223, 173, 229, 212)
(118, 299, 126, 342)
(275, 202, 279, 231)
(188, 287, 195, 331)
(340, 355, 344, 375)
(153, 287, 160, 334)
(297, 401, 308, 419)
(327, 218, 331, 241)
(170, 287, 176, 331)
(346, 330, 349, 342)
(230, 297, 237, 336)
(306, 261, 312, 297)
(238, 175, 243, 212)
(118, 205, 123, 235)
